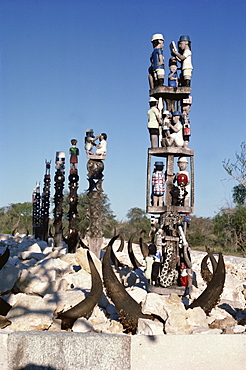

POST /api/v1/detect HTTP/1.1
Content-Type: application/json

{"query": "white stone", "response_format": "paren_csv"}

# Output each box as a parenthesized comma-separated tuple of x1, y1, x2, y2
(186, 307, 208, 328)
(88, 306, 108, 326)
(106, 320, 124, 334)
(0, 266, 20, 293)
(207, 306, 233, 324)
(233, 325, 246, 334)
(137, 318, 164, 335)
(62, 268, 91, 290)
(191, 327, 223, 335)
(52, 290, 86, 315)
(72, 317, 95, 333)
(20, 251, 44, 260)
(221, 274, 245, 308)
(163, 294, 191, 334)
(6, 293, 56, 331)
(75, 248, 102, 277)
(142, 292, 168, 321)
(126, 286, 148, 305)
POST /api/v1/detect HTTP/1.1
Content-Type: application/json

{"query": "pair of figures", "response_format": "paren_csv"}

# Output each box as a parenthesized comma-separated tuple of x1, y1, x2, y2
(147, 97, 192, 149)
(151, 157, 190, 207)
(84, 129, 107, 156)
(149, 34, 193, 88)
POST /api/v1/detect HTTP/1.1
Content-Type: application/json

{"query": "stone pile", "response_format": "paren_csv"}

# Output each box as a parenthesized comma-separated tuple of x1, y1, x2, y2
(0, 234, 245, 335)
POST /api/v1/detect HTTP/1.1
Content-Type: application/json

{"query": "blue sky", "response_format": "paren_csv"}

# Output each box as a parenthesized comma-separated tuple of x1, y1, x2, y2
(0, 0, 245, 221)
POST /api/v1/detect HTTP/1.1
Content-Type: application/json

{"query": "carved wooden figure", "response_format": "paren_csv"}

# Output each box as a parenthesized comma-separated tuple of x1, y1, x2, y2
(163, 111, 184, 147)
(182, 96, 192, 148)
(171, 35, 193, 87)
(151, 161, 165, 207)
(149, 33, 165, 89)
(147, 97, 162, 148)
(168, 58, 178, 87)
(174, 157, 190, 207)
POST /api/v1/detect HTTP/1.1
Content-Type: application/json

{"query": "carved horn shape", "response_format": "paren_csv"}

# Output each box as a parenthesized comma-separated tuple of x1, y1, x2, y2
(110, 237, 125, 268)
(102, 236, 153, 333)
(206, 247, 218, 272)
(57, 250, 103, 330)
(0, 247, 10, 270)
(0, 297, 12, 316)
(139, 237, 149, 258)
(188, 253, 225, 315)
(0, 249, 12, 315)
(201, 248, 217, 284)
(117, 234, 125, 252)
(128, 232, 143, 269)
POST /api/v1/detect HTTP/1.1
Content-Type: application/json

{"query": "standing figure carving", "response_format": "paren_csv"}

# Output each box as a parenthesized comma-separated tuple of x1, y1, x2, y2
(147, 97, 162, 148)
(152, 161, 165, 207)
(170, 35, 193, 87)
(149, 33, 165, 89)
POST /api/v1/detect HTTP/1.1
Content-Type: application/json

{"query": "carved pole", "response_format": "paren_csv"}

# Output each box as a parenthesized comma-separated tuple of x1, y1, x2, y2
(40, 160, 51, 242)
(32, 183, 41, 238)
(66, 139, 80, 253)
(53, 151, 65, 248)
(146, 34, 194, 291)
(85, 130, 107, 258)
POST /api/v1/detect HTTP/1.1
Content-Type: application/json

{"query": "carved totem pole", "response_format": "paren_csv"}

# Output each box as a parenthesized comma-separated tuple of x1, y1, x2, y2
(85, 129, 107, 258)
(53, 151, 65, 248)
(146, 34, 194, 294)
(32, 183, 41, 238)
(66, 139, 80, 253)
(40, 160, 51, 242)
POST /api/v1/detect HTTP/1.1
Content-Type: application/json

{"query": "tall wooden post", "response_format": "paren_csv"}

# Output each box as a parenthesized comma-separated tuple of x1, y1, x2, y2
(40, 160, 51, 242)
(53, 151, 65, 248)
(67, 139, 80, 253)
(146, 34, 194, 292)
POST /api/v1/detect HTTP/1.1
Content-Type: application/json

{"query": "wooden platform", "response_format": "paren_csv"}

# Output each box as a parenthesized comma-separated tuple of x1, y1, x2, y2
(87, 154, 106, 160)
(148, 284, 186, 296)
(150, 86, 191, 100)
(148, 147, 194, 157)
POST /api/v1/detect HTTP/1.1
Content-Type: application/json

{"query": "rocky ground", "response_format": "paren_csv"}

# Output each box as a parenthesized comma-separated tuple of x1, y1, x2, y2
(0, 234, 245, 335)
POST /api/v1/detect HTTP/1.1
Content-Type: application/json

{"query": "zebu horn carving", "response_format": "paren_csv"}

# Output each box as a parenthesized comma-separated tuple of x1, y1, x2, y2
(201, 247, 218, 284)
(102, 236, 153, 333)
(188, 252, 225, 315)
(57, 250, 103, 330)
(117, 234, 125, 252)
(139, 237, 149, 258)
(0, 247, 10, 270)
(128, 232, 143, 269)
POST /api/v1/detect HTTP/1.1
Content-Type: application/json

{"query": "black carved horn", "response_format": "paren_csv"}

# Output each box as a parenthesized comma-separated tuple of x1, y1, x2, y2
(0, 247, 10, 270)
(139, 237, 149, 258)
(188, 253, 225, 315)
(128, 232, 143, 269)
(102, 236, 153, 333)
(57, 250, 103, 330)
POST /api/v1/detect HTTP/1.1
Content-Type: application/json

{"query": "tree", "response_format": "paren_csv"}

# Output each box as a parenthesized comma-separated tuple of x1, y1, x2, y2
(125, 207, 150, 236)
(0, 202, 33, 234)
(61, 191, 117, 238)
(223, 141, 246, 188)
(232, 184, 246, 205)
(187, 216, 215, 248)
(213, 206, 246, 257)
